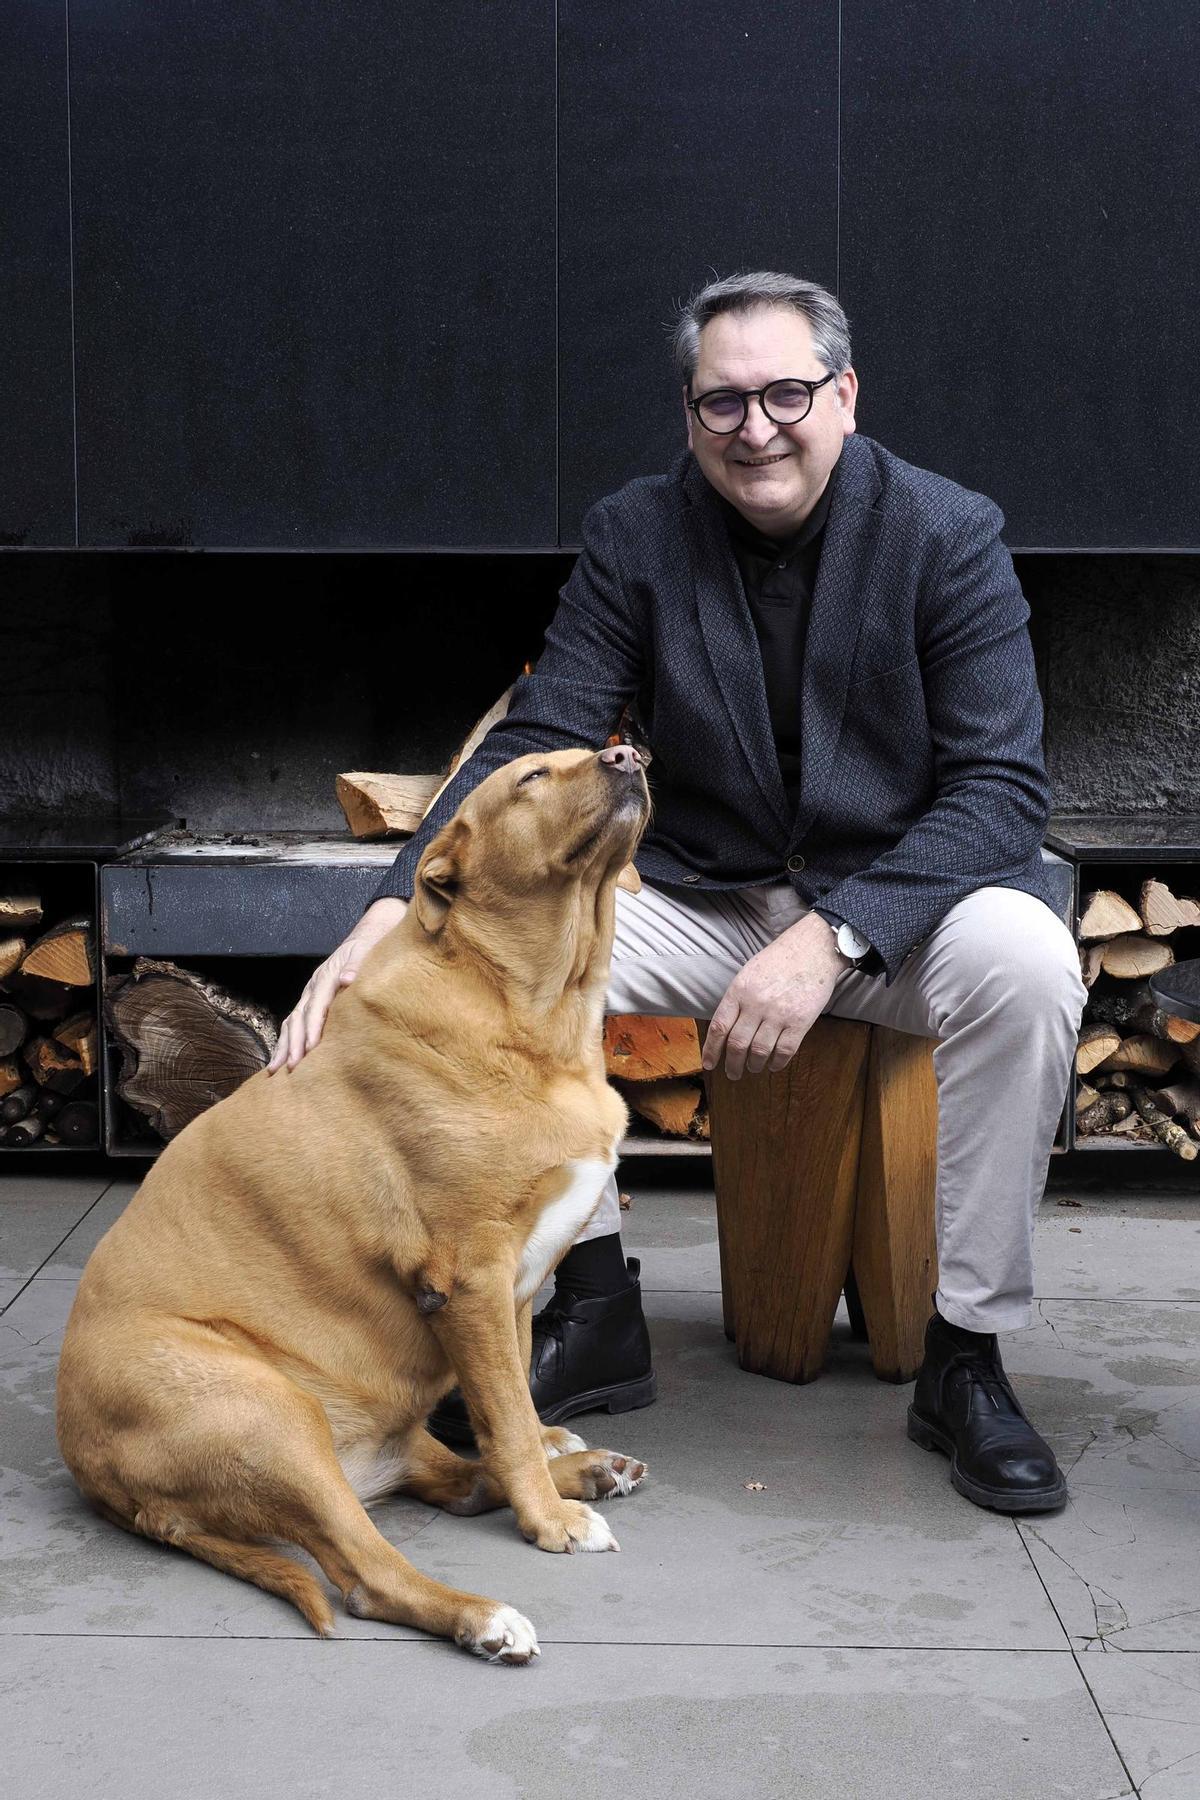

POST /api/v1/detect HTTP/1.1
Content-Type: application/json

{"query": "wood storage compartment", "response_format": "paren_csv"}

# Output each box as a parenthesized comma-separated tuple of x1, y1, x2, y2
(1048, 816, 1200, 1157)
(0, 862, 102, 1152)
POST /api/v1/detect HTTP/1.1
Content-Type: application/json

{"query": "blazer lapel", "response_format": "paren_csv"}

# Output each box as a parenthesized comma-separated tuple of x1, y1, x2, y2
(681, 455, 791, 835)
(791, 434, 885, 845)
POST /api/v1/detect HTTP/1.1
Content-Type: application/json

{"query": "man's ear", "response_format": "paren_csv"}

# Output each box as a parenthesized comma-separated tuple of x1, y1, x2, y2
(682, 386, 694, 451)
(414, 818, 470, 935)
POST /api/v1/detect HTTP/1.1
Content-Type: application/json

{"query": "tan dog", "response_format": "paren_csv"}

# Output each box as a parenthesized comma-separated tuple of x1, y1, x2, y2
(56, 744, 652, 1664)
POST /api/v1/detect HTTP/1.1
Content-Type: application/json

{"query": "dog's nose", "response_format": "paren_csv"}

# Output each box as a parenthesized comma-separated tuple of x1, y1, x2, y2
(599, 743, 643, 774)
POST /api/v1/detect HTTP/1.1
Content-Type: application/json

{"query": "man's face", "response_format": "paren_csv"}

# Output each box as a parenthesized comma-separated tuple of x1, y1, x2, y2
(683, 304, 858, 536)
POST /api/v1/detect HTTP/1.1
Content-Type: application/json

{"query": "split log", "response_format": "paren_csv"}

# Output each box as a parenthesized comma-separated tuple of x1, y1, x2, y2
(1093, 1069, 1133, 1090)
(1151, 1082, 1200, 1126)
(336, 772, 442, 839)
(1087, 982, 1153, 1028)
(22, 1035, 86, 1094)
(21, 916, 95, 987)
(1096, 1034, 1180, 1079)
(621, 1077, 710, 1140)
(1, 970, 74, 1021)
(1131, 1085, 1199, 1161)
(0, 1058, 25, 1100)
(52, 1011, 98, 1075)
(1076, 1091, 1134, 1134)
(0, 1084, 37, 1124)
(1078, 889, 1142, 940)
(1079, 943, 1106, 988)
(0, 1003, 28, 1058)
(1129, 999, 1200, 1047)
(1099, 934, 1175, 980)
(604, 1015, 702, 1083)
(105, 958, 278, 1141)
(0, 894, 43, 934)
(1074, 1081, 1101, 1112)
(0, 935, 26, 981)
(1076, 1021, 1122, 1075)
(1140, 877, 1200, 937)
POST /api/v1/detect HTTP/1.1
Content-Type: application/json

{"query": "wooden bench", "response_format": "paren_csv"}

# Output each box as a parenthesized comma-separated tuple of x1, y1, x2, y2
(703, 1017, 939, 1383)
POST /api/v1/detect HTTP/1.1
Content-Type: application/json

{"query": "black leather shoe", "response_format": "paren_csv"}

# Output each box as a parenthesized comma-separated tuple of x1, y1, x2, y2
(907, 1310, 1067, 1513)
(427, 1257, 657, 1449)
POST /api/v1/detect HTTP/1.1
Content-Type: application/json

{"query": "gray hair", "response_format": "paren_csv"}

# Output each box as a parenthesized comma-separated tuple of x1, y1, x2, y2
(669, 270, 852, 391)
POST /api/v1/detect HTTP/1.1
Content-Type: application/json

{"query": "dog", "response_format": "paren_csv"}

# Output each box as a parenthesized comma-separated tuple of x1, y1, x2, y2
(56, 743, 652, 1664)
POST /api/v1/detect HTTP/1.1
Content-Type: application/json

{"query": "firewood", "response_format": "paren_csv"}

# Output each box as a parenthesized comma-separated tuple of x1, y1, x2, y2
(1140, 877, 1200, 937)
(1097, 1034, 1180, 1079)
(1079, 890, 1143, 940)
(54, 1100, 99, 1145)
(621, 1077, 710, 1140)
(0, 1057, 25, 1100)
(1150, 1081, 1200, 1125)
(52, 1011, 98, 1075)
(1087, 982, 1153, 1028)
(0, 1084, 37, 1124)
(1099, 935, 1175, 980)
(0, 894, 43, 934)
(1131, 1085, 1199, 1161)
(1129, 998, 1200, 1046)
(21, 916, 95, 987)
(1076, 1091, 1134, 1134)
(1079, 942, 1105, 988)
(105, 958, 277, 1141)
(34, 1089, 66, 1121)
(1074, 1081, 1101, 1112)
(1, 970, 74, 1021)
(7, 1112, 45, 1146)
(0, 1003, 28, 1058)
(335, 772, 442, 839)
(1093, 1069, 1132, 1090)
(604, 1015, 702, 1082)
(0, 935, 26, 981)
(1075, 1021, 1122, 1075)
(22, 1036, 87, 1094)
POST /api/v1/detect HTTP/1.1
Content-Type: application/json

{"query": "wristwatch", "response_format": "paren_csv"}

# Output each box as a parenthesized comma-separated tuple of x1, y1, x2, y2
(813, 906, 873, 967)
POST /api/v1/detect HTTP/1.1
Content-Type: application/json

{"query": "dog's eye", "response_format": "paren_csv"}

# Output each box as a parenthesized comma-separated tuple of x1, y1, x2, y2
(517, 767, 549, 787)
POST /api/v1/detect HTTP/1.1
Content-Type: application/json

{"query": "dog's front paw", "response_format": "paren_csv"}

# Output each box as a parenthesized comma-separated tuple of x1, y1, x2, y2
(524, 1499, 619, 1554)
(461, 1604, 541, 1665)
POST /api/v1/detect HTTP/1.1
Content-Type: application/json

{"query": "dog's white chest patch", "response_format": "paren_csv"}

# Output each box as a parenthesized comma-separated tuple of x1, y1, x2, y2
(515, 1153, 617, 1304)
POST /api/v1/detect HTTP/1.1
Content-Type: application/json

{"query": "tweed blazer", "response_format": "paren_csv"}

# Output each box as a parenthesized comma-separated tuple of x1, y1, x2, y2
(370, 432, 1057, 984)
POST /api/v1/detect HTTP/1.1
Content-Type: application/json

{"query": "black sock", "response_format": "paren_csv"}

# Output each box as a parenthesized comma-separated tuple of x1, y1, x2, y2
(555, 1232, 632, 1301)
(934, 1309, 994, 1350)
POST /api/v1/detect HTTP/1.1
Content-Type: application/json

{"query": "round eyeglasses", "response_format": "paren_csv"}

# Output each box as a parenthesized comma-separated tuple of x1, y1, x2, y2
(686, 373, 837, 435)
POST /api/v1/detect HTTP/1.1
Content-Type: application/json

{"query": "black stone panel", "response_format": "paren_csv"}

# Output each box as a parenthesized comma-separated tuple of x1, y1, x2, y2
(70, 3, 555, 547)
(557, 1, 840, 544)
(0, 3, 74, 545)
(841, 1, 1200, 549)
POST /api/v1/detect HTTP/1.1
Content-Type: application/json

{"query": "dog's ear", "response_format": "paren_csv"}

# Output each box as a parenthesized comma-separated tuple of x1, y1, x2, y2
(414, 818, 470, 935)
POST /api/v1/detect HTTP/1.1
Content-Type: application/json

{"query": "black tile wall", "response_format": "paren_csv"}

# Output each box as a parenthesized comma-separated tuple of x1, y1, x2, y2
(69, 2, 556, 547)
(556, 0, 840, 545)
(840, 0, 1200, 548)
(1, 2, 75, 545)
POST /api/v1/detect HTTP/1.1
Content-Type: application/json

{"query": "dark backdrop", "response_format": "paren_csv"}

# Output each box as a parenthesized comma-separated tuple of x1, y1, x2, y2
(3, 1, 1196, 551)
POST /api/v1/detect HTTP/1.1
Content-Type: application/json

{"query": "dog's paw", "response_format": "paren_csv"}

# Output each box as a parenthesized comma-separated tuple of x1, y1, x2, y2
(541, 1426, 588, 1459)
(547, 1448, 648, 1501)
(463, 1604, 541, 1665)
(526, 1499, 619, 1554)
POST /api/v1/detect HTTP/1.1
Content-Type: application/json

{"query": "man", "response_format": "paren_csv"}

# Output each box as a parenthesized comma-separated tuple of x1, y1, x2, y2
(269, 270, 1087, 1514)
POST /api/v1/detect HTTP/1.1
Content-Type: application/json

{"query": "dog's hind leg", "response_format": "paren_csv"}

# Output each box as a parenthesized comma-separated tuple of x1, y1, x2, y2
(403, 1428, 647, 1515)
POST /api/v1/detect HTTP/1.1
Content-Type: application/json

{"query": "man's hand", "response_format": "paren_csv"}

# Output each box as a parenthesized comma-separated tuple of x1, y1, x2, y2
(700, 911, 847, 1081)
(266, 896, 408, 1074)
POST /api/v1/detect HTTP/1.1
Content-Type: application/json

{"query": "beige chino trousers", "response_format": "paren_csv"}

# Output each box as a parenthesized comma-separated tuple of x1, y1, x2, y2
(578, 879, 1088, 1334)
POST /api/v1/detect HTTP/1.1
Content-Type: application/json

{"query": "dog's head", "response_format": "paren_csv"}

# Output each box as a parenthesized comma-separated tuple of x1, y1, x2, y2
(411, 747, 650, 1001)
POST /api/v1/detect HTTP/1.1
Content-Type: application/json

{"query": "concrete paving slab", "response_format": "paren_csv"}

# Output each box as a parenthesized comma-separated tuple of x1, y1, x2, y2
(1033, 1196, 1200, 1304)
(1083, 1652, 1200, 1799)
(1005, 1299, 1200, 1654)
(41, 1182, 140, 1276)
(2, 1278, 1062, 1651)
(0, 1637, 1129, 1800)
(0, 1173, 115, 1280)
(0, 1278, 26, 1313)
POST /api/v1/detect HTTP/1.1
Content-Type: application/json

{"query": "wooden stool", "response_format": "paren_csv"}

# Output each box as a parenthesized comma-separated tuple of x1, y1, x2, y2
(704, 1017, 938, 1384)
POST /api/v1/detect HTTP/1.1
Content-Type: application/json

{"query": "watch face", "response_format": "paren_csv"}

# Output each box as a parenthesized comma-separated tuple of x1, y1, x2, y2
(837, 921, 869, 960)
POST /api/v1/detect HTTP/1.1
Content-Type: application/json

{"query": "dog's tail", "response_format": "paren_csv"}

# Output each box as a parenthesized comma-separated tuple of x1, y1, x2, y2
(181, 1531, 336, 1636)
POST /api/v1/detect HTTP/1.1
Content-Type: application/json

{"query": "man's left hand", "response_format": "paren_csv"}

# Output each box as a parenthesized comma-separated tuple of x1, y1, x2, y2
(701, 911, 847, 1081)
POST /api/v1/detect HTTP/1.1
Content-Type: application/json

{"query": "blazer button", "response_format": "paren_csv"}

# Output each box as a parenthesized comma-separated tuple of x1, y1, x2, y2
(682, 873, 701, 884)
(787, 854, 806, 871)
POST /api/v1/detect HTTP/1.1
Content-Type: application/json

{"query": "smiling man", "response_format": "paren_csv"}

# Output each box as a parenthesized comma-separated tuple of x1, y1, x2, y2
(276, 270, 1087, 1517)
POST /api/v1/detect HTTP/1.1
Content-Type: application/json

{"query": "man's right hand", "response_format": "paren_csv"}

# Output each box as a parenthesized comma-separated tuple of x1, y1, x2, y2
(266, 896, 409, 1074)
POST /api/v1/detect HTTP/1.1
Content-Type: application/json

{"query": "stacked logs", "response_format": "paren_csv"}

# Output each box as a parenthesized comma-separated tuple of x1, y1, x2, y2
(0, 893, 100, 1147)
(603, 1015, 709, 1140)
(1074, 878, 1200, 1159)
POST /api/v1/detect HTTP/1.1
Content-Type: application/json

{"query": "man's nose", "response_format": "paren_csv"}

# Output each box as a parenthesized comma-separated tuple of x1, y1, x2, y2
(737, 395, 778, 446)
(599, 743, 643, 773)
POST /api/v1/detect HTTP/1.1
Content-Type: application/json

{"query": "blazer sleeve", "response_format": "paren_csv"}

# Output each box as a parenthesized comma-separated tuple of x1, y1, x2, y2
(366, 499, 645, 906)
(816, 497, 1052, 981)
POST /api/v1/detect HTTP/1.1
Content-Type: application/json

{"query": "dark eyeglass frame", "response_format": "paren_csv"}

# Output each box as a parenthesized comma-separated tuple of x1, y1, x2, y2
(686, 372, 838, 434)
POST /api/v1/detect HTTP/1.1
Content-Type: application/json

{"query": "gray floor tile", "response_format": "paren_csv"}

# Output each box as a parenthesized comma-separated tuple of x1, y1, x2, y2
(0, 1171, 116, 1280)
(1033, 1197, 1200, 1304)
(0, 1638, 1129, 1800)
(41, 1183, 140, 1275)
(1083, 1652, 1200, 1799)
(0, 1278, 26, 1312)
(3, 1278, 1062, 1650)
(1004, 1299, 1200, 1654)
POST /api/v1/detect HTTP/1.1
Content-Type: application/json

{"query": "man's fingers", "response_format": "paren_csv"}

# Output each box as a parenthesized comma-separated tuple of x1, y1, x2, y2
(764, 1028, 808, 1074)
